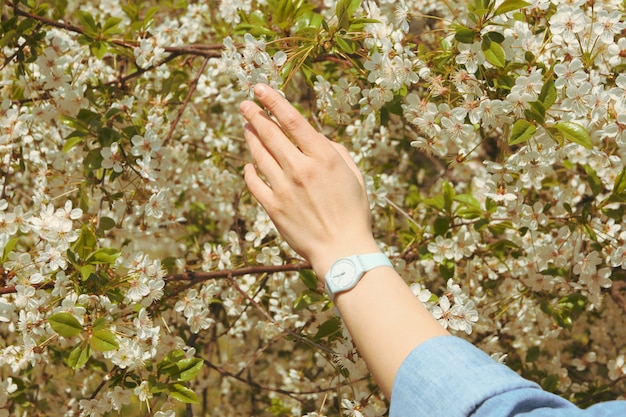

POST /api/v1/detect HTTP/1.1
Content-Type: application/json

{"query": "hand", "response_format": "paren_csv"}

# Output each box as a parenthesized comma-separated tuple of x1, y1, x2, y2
(242, 85, 448, 400)
(240, 84, 381, 278)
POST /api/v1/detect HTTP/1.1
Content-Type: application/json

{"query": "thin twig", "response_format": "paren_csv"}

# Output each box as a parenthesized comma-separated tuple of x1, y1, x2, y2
(610, 280, 626, 313)
(203, 359, 338, 398)
(162, 56, 210, 146)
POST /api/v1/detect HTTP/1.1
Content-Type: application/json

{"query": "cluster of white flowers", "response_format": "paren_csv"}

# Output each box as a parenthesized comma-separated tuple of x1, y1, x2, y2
(222, 34, 287, 97)
(174, 283, 219, 334)
(411, 279, 479, 335)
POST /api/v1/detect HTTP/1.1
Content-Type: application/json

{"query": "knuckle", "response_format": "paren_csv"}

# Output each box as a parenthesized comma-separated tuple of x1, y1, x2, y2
(265, 94, 283, 110)
(331, 141, 350, 156)
(290, 163, 315, 187)
(279, 112, 301, 132)
(333, 141, 348, 152)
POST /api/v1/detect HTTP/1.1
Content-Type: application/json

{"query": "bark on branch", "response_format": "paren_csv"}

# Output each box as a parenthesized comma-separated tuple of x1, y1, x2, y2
(9, 2, 224, 58)
(0, 262, 312, 295)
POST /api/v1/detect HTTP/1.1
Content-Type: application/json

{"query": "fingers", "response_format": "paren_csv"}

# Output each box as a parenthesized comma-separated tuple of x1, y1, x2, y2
(243, 123, 283, 185)
(250, 84, 331, 156)
(243, 163, 273, 207)
(240, 99, 297, 170)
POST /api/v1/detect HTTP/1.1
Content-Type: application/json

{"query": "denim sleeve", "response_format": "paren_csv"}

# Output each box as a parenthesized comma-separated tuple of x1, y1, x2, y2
(389, 336, 626, 417)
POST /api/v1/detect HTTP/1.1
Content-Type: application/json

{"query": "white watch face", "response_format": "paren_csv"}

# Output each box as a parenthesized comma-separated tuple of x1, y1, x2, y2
(329, 259, 357, 288)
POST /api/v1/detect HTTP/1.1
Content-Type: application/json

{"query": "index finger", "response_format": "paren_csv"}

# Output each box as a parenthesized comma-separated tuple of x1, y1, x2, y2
(252, 84, 331, 156)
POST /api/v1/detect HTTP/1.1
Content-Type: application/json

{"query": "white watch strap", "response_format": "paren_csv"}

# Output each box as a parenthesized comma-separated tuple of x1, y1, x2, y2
(356, 253, 392, 272)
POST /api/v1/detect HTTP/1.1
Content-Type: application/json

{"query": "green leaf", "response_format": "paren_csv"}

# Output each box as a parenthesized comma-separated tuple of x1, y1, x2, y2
(542, 374, 560, 392)
(348, 17, 380, 31)
(67, 342, 91, 369)
(455, 194, 482, 219)
(493, 0, 530, 16)
(583, 165, 602, 197)
(49, 313, 83, 338)
(525, 101, 545, 124)
(176, 357, 204, 382)
(545, 126, 564, 147)
(457, 207, 482, 219)
(121, 1, 139, 21)
(612, 166, 626, 196)
(485, 197, 498, 212)
(294, 290, 326, 310)
(84, 149, 104, 174)
(72, 225, 97, 259)
(75, 10, 99, 38)
(336, 0, 361, 30)
(433, 216, 450, 236)
(313, 317, 341, 342)
(454, 194, 481, 209)
(299, 270, 318, 291)
(482, 38, 506, 67)
(538, 77, 557, 109)
(87, 247, 120, 264)
(468, 0, 493, 19)
(442, 181, 455, 213)
(98, 217, 116, 233)
(78, 187, 90, 213)
(424, 195, 445, 210)
(63, 130, 87, 153)
(267, 398, 291, 416)
(92, 317, 107, 331)
(489, 239, 520, 258)
(455, 27, 476, 44)
(558, 293, 587, 315)
(525, 345, 540, 362)
(2, 237, 19, 262)
(439, 261, 455, 279)
(159, 350, 186, 375)
(484, 31, 505, 43)
(90, 41, 108, 59)
(473, 218, 490, 231)
(102, 17, 123, 36)
(47, 0, 70, 19)
(169, 383, 200, 404)
(90, 329, 119, 352)
(509, 119, 536, 145)
(0, 29, 18, 49)
(554, 122, 592, 149)
(335, 36, 358, 54)
(293, 10, 324, 33)
(80, 264, 93, 281)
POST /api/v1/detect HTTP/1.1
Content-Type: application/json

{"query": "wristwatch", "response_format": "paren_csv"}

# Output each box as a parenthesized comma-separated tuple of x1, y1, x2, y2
(325, 253, 392, 300)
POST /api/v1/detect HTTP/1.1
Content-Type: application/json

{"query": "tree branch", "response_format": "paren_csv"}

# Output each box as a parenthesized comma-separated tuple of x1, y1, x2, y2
(0, 262, 312, 295)
(9, 2, 223, 58)
(610, 280, 626, 313)
(166, 262, 311, 284)
(203, 359, 338, 398)
(162, 56, 210, 146)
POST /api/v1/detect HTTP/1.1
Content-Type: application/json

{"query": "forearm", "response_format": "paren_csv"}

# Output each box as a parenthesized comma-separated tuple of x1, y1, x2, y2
(331, 263, 449, 399)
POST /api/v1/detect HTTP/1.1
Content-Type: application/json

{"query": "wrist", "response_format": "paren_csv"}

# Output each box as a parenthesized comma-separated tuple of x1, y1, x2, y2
(324, 253, 393, 302)
(310, 238, 381, 280)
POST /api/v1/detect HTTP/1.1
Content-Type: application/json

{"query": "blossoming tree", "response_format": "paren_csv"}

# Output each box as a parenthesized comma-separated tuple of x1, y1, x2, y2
(1, 0, 625, 415)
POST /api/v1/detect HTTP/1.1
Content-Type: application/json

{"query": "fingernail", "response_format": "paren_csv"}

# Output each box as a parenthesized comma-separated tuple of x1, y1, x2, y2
(240, 101, 251, 113)
(243, 163, 255, 177)
(254, 83, 268, 98)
